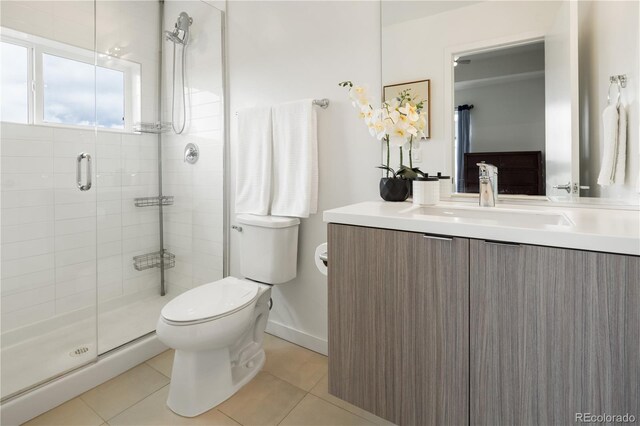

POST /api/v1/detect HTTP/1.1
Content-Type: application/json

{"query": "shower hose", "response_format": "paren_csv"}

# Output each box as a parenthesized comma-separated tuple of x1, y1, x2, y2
(171, 41, 187, 134)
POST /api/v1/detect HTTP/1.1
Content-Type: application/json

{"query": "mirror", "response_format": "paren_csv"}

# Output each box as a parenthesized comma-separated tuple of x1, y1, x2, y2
(381, 0, 639, 201)
(454, 41, 546, 195)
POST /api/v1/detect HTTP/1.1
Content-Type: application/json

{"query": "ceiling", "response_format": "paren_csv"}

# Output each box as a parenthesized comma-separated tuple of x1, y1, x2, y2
(382, 1, 483, 27)
(458, 41, 545, 62)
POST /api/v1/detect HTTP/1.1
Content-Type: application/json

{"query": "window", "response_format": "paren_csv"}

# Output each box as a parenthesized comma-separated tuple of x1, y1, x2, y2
(1, 41, 29, 123)
(43, 53, 96, 127)
(96, 66, 125, 129)
(42, 54, 126, 129)
(1, 27, 139, 131)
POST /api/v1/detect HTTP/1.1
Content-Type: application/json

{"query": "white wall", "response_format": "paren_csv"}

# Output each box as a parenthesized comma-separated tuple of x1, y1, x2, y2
(579, 0, 639, 199)
(455, 47, 545, 82)
(455, 46, 546, 154)
(227, 1, 380, 353)
(382, 1, 561, 176)
(455, 76, 546, 154)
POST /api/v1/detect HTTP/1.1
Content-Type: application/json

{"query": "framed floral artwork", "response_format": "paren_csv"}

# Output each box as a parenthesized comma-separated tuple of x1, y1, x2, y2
(383, 79, 431, 139)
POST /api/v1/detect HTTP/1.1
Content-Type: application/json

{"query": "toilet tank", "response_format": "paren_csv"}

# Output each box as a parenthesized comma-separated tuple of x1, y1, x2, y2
(236, 214, 300, 284)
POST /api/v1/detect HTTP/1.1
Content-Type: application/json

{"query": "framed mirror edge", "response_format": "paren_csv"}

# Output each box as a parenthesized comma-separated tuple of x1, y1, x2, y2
(443, 30, 553, 197)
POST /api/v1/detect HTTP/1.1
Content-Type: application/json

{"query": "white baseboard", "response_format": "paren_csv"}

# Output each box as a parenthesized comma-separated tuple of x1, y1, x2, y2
(265, 320, 328, 356)
(0, 334, 167, 426)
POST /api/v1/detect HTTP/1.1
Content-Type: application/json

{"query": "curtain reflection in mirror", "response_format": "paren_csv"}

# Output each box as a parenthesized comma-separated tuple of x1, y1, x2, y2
(455, 104, 473, 192)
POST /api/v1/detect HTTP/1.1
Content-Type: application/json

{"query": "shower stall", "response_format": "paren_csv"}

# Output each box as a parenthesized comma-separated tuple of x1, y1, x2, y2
(0, 0, 226, 411)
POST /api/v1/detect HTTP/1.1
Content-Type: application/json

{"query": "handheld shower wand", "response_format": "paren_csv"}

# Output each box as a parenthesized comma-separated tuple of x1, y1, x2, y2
(164, 12, 192, 45)
(165, 12, 193, 134)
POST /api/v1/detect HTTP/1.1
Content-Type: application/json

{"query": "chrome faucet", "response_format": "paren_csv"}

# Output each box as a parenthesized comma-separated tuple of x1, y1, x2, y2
(477, 162, 498, 207)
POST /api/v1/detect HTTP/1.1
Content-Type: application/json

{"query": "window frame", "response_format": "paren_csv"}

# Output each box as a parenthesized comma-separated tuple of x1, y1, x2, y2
(1, 27, 140, 133)
(0, 38, 34, 124)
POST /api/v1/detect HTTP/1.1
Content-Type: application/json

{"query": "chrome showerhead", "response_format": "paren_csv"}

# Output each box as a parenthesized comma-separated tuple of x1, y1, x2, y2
(164, 30, 184, 45)
(164, 12, 193, 45)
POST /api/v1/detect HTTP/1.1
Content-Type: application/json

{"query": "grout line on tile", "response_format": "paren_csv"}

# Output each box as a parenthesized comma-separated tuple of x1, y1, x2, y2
(216, 409, 241, 426)
(78, 396, 109, 424)
(310, 384, 390, 426)
(264, 365, 327, 394)
(315, 394, 381, 425)
(89, 379, 169, 422)
(216, 371, 308, 426)
(308, 371, 325, 390)
(216, 407, 245, 426)
(275, 389, 310, 426)
(104, 384, 171, 423)
(262, 371, 307, 395)
(144, 360, 171, 379)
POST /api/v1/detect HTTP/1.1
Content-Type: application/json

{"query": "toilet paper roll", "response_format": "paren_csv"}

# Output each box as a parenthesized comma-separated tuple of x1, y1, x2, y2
(314, 242, 328, 276)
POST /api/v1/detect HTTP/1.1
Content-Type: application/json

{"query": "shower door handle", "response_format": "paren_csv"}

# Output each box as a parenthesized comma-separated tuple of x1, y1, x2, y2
(76, 152, 92, 191)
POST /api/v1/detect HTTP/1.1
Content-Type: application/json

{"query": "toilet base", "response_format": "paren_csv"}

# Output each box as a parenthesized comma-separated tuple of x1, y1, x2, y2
(167, 347, 265, 417)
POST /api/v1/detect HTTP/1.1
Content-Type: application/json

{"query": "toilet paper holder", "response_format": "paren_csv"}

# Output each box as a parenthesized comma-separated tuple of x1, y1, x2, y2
(319, 251, 328, 267)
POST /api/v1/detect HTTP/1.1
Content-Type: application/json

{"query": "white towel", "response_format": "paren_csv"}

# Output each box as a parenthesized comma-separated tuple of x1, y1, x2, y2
(597, 103, 627, 186)
(613, 104, 627, 184)
(271, 100, 318, 218)
(235, 106, 272, 215)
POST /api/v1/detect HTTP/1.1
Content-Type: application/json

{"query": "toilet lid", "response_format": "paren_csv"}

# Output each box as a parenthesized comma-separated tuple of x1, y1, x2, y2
(161, 277, 259, 323)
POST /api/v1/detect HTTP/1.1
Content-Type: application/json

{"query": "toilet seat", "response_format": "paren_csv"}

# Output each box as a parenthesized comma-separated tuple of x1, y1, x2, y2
(161, 277, 259, 326)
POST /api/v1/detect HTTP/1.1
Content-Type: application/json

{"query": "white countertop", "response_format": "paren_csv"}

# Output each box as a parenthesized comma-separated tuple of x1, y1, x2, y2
(323, 201, 640, 256)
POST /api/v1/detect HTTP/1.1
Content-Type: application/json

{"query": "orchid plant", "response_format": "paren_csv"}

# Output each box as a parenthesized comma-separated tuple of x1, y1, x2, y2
(339, 81, 428, 178)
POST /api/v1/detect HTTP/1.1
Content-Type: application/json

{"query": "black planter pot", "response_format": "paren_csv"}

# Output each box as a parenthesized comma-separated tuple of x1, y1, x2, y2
(406, 178, 414, 197)
(379, 178, 410, 202)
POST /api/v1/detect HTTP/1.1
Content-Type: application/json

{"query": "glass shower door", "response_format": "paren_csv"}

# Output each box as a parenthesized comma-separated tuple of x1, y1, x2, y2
(0, 0, 98, 400)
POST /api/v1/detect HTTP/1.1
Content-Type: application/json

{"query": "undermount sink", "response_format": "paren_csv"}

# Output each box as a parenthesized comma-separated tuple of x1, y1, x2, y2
(403, 205, 573, 227)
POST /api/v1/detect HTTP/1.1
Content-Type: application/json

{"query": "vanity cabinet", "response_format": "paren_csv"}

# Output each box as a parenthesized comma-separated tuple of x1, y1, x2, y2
(328, 223, 639, 426)
(470, 240, 639, 425)
(327, 224, 469, 426)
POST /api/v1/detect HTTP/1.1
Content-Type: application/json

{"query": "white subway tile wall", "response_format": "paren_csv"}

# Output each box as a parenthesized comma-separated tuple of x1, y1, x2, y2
(0, 122, 161, 333)
(161, 0, 224, 294)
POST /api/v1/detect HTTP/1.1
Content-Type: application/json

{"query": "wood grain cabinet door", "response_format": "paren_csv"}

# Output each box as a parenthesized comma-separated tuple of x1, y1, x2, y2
(328, 224, 469, 426)
(470, 240, 640, 425)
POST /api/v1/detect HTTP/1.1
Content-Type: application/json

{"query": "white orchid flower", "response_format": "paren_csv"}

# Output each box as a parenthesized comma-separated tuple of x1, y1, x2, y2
(349, 85, 370, 108)
(368, 120, 386, 140)
(386, 98, 400, 110)
(386, 109, 400, 124)
(399, 102, 419, 122)
(389, 125, 409, 147)
(360, 105, 376, 124)
(383, 116, 397, 134)
(396, 113, 411, 129)
(415, 114, 427, 138)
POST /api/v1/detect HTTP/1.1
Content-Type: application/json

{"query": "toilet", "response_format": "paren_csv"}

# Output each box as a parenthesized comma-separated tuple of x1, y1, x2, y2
(156, 214, 300, 417)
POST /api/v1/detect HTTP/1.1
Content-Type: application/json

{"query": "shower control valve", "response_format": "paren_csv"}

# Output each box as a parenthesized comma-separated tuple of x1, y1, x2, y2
(184, 143, 199, 164)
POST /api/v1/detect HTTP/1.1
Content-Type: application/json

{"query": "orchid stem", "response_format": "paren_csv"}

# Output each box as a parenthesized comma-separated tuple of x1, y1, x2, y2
(409, 136, 413, 169)
(386, 137, 390, 178)
(399, 147, 403, 168)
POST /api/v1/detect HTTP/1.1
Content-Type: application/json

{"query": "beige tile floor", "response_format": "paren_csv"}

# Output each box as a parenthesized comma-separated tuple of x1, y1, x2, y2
(24, 334, 395, 426)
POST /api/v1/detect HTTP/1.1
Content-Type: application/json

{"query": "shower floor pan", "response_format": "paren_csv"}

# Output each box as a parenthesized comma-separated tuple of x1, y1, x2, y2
(0, 290, 181, 401)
